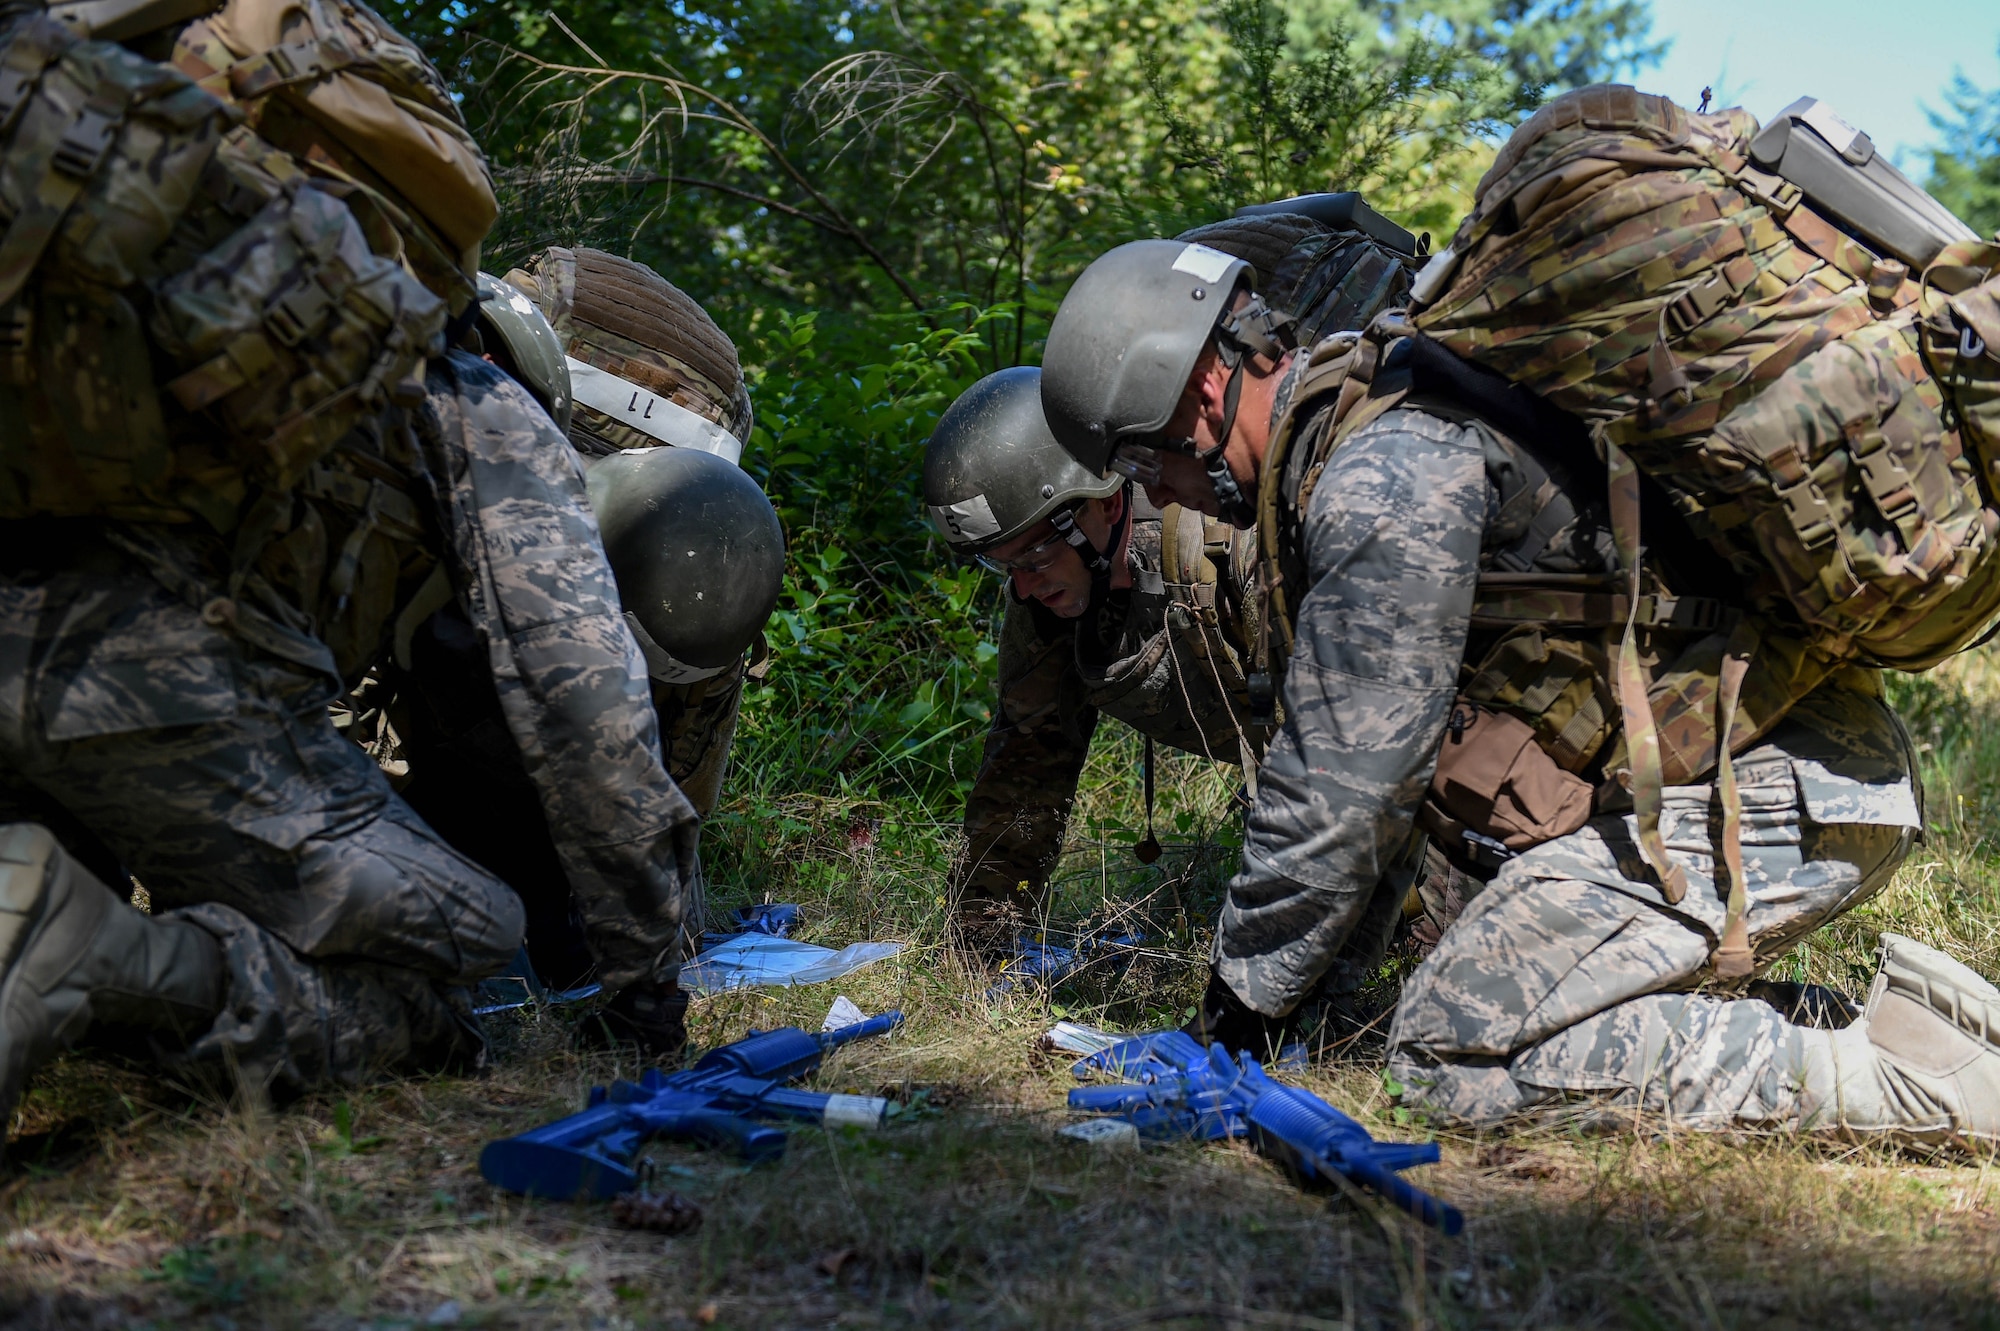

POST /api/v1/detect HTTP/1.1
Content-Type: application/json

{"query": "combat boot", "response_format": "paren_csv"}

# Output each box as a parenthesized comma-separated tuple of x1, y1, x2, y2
(1182, 971, 1296, 1061)
(580, 978, 689, 1061)
(0, 824, 224, 1142)
(1796, 933, 2000, 1152)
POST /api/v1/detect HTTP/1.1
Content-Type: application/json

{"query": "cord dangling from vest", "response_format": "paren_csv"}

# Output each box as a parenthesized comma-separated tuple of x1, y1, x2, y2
(1135, 734, 1163, 864)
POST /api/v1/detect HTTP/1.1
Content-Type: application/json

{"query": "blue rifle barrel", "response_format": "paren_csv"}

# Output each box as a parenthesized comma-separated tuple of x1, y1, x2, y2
(1237, 1068, 1464, 1234)
(478, 1097, 788, 1199)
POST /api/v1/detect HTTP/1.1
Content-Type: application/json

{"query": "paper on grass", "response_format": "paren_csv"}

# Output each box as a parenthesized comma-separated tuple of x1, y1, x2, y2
(1043, 1020, 1129, 1056)
(823, 995, 867, 1030)
(678, 932, 903, 994)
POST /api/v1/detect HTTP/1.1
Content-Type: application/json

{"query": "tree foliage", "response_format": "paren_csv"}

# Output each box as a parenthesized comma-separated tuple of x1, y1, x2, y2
(1928, 50, 2000, 242)
(388, 0, 1654, 351)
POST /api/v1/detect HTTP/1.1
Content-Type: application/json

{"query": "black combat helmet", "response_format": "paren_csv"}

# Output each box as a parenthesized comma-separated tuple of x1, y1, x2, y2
(924, 366, 1123, 561)
(587, 448, 786, 682)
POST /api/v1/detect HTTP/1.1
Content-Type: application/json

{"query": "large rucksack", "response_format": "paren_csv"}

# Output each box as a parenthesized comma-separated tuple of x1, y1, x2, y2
(0, 0, 493, 527)
(1262, 86, 2000, 974)
(1177, 191, 1421, 347)
(1415, 85, 1998, 675)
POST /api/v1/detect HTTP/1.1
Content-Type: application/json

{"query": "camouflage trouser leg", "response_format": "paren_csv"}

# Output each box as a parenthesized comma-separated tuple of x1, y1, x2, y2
(1386, 687, 1917, 1128)
(0, 554, 524, 1095)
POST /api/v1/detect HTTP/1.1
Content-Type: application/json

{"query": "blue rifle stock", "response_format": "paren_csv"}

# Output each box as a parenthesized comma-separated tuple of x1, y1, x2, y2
(481, 1010, 904, 1199)
(1067, 1031, 1463, 1234)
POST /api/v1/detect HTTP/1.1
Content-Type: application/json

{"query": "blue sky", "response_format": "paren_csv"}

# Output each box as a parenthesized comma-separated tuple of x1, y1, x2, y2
(1639, 0, 2000, 170)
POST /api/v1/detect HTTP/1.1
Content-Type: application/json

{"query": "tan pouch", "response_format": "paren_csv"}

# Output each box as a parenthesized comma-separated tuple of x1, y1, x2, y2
(173, 0, 495, 303)
(1420, 700, 1595, 861)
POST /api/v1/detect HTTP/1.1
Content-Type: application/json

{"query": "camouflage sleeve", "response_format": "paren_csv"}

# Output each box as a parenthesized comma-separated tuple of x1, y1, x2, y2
(1217, 406, 1488, 1016)
(953, 595, 1099, 909)
(412, 351, 700, 992)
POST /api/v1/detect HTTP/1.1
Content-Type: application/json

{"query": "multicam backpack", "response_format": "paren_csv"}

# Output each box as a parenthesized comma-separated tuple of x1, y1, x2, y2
(1263, 85, 2000, 974)
(0, 0, 503, 521)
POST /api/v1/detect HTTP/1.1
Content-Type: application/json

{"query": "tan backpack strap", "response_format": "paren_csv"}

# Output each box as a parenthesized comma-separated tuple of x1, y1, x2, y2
(1160, 503, 1187, 585)
(224, 33, 358, 99)
(391, 562, 454, 671)
(1471, 573, 1726, 631)
(1605, 435, 1688, 905)
(1709, 619, 1758, 978)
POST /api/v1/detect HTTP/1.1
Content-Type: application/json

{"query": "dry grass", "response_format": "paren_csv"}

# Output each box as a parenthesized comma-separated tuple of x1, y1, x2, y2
(7, 657, 2000, 1329)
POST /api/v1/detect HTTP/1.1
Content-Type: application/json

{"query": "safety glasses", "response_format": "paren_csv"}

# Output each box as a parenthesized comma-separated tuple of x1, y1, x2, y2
(975, 528, 1070, 576)
(1109, 436, 1202, 486)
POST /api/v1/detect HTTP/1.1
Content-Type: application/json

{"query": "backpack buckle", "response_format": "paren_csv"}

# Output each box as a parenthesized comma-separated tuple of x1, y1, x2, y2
(1462, 829, 1515, 870)
(266, 280, 334, 346)
(50, 103, 117, 180)
(1735, 165, 1802, 219)
(1775, 474, 1837, 550)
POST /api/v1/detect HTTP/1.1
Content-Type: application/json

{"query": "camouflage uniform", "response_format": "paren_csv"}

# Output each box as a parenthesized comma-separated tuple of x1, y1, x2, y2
(0, 354, 698, 1091)
(389, 609, 745, 989)
(1241, 398, 1920, 1129)
(956, 503, 1269, 914)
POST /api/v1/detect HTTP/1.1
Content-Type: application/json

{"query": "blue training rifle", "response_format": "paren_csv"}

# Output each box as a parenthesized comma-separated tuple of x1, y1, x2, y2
(481, 1010, 904, 1199)
(1068, 1030, 1463, 1234)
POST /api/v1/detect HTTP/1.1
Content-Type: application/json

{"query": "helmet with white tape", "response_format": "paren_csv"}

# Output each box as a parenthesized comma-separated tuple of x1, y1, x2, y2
(924, 366, 1122, 560)
(1040, 239, 1294, 526)
(502, 247, 754, 462)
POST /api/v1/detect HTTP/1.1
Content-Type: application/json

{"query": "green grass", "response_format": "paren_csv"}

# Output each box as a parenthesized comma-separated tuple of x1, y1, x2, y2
(6, 657, 2000, 1329)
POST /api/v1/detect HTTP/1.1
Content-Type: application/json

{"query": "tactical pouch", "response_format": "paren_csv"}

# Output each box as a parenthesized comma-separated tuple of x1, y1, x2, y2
(172, 0, 496, 309)
(150, 142, 445, 494)
(1922, 239, 2000, 478)
(1695, 312, 2000, 670)
(1419, 700, 1595, 867)
(0, 12, 236, 520)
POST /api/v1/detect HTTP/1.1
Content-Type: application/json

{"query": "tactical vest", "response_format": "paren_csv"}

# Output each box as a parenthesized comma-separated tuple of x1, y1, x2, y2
(0, 0, 501, 681)
(1261, 84, 2000, 976)
(1078, 505, 1272, 774)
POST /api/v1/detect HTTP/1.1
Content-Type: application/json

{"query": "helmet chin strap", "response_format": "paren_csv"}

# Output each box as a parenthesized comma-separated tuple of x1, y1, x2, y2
(1048, 483, 1135, 606)
(1193, 291, 1292, 530)
(1200, 361, 1257, 529)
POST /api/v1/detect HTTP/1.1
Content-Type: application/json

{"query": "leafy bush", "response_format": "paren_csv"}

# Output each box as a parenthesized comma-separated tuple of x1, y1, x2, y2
(728, 306, 1010, 811)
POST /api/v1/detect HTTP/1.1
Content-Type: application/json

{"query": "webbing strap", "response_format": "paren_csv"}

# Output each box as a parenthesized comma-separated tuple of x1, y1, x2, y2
(1710, 623, 1756, 978)
(0, 17, 66, 137)
(226, 35, 358, 100)
(1606, 436, 1688, 904)
(0, 61, 127, 308)
(1470, 581, 1725, 630)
